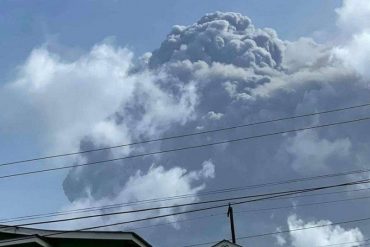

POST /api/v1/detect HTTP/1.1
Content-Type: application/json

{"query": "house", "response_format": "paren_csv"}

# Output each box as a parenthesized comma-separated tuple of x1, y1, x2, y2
(0, 224, 151, 247)
(211, 240, 243, 247)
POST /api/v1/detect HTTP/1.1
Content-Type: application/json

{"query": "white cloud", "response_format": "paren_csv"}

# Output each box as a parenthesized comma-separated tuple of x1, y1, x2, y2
(0, 44, 136, 156)
(276, 228, 287, 246)
(333, 0, 370, 79)
(122, 159, 215, 204)
(89, 120, 130, 149)
(280, 215, 364, 247)
(206, 111, 224, 120)
(51, 160, 215, 230)
(336, 0, 370, 34)
(333, 32, 370, 79)
(0, 42, 198, 158)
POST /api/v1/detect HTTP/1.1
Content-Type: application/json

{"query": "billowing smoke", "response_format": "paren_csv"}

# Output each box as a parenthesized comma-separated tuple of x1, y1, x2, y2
(62, 11, 292, 206)
(149, 12, 283, 69)
(2, 6, 370, 245)
(61, 11, 370, 231)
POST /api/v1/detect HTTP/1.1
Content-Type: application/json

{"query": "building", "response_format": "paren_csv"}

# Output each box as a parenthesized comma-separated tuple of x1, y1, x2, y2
(211, 240, 243, 247)
(0, 225, 151, 247)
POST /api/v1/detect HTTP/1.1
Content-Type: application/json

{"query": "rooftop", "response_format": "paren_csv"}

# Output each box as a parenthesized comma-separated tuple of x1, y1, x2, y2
(0, 225, 151, 247)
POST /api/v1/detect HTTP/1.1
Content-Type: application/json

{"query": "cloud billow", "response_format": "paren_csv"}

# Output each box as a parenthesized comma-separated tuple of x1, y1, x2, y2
(2, 5, 370, 245)
(149, 12, 284, 69)
(62, 11, 370, 241)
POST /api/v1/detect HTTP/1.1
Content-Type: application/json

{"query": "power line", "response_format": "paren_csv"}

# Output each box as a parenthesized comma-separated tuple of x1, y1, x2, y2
(1, 115, 370, 181)
(3, 185, 370, 227)
(3, 183, 370, 226)
(2, 102, 370, 167)
(191, 239, 370, 247)
(0, 187, 370, 247)
(1, 191, 298, 228)
(2, 167, 370, 225)
(124, 194, 370, 232)
(1, 178, 369, 231)
(1, 156, 370, 225)
(1, 179, 370, 246)
(3, 183, 370, 227)
(318, 238, 370, 247)
(0, 192, 308, 245)
(320, 244, 370, 247)
(235, 194, 370, 214)
(240, 216, 370, 240)
(181, 215, 370, 247)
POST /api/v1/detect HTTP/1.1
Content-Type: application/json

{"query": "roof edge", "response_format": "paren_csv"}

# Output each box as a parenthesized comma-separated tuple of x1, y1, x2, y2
(0, 225, 151, 247)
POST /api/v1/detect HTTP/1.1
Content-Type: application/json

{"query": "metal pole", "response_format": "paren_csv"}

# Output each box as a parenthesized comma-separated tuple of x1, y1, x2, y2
(227, 203, 236, 244)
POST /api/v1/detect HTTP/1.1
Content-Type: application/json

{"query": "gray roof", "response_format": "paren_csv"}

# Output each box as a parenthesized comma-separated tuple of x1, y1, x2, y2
(0, 236, 52, 247)
(211, 239, 243, 247)
(0, 225, 151, 247)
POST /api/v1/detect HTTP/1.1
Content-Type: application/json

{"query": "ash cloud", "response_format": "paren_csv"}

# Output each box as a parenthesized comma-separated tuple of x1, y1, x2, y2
(60, 12, 370, 230)
(3, 7, 370, 246)
(149, 12, 284, 69)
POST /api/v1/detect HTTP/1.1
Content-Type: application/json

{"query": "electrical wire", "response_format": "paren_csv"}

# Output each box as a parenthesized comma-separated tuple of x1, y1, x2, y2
(318, 238, 370, 247)
(123, 194, 370, 232)
(181, 216, 370, 247)
(2, 102, 370, 167)
(2, 184, 370, 247)
(2, 185, 370, 226)
(0, 178, 369, 235)
(2, 174, 370, 224)
(0, 192, 305, 245)
(0, 180, 370, 247)
(1, 115, 370, 181)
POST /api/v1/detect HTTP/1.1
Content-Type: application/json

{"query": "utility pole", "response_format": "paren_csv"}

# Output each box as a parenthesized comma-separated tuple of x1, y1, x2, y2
(227, 203, 236, 244)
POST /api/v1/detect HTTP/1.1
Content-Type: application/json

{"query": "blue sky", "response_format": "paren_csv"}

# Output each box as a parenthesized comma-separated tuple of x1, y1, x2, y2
(3, 1, 370, 247)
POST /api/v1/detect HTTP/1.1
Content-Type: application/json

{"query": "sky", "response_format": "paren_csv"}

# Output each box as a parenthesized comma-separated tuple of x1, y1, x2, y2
(2, 0, 370, 246)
